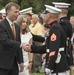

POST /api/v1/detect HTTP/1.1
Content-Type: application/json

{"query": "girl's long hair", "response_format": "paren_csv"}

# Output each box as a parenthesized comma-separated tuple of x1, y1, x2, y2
(16, 15, 30, 34)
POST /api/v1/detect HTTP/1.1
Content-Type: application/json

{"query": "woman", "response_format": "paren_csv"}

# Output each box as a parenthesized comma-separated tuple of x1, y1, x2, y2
(16, 15, 33, 75)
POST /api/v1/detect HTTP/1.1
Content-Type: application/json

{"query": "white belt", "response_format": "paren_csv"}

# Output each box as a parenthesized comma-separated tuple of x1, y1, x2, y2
(59, 47, 64, 52)
(55, 47, 64, 63)
(46, 47, 64, 53)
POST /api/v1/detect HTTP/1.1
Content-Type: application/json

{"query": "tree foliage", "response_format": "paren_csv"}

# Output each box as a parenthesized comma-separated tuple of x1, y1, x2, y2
(0, 0, 74, 16)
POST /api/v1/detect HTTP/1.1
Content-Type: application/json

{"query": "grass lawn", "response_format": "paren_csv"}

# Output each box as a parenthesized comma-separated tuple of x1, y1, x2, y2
(31, 72, 72, 75)
(31, 72, 45, 75)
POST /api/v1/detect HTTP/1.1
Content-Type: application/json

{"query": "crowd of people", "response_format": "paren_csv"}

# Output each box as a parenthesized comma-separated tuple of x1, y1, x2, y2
(0, 2, 74, 75)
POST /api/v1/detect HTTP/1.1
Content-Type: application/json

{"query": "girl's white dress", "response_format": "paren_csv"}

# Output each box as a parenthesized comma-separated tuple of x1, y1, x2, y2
(19, 32, 32, 75)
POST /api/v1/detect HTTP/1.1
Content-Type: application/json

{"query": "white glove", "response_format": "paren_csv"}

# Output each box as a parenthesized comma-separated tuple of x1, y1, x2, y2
(45, 68, 51, 74)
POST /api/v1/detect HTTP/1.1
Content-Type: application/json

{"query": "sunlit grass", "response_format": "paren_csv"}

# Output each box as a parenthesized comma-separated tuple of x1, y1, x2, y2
(31, 72, 45, 75)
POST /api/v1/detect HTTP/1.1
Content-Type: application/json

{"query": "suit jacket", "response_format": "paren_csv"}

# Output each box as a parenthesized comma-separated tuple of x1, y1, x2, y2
(0, 18, 23, 70)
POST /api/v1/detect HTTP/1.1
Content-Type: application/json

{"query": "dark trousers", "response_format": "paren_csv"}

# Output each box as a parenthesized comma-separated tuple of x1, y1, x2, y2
(0, 58, 19, 75)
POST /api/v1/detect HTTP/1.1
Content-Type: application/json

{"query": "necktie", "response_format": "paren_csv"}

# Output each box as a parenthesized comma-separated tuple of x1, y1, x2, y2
(11, 23, 16, 40)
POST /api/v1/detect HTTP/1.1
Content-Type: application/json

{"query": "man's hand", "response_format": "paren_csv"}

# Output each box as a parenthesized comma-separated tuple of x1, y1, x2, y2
(26, 62, 33, 73)
(19, 63, 24, 72)
(45, 68, 51, 75)
(21, 43, 31, 52)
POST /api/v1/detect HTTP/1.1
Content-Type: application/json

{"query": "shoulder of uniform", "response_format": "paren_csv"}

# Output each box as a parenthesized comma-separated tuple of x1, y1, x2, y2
(51, 25, 60, 32)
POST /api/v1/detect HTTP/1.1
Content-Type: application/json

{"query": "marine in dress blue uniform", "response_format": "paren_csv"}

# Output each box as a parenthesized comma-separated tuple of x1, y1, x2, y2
(31, 5, 70, 75)
(52, 2, 73, 66)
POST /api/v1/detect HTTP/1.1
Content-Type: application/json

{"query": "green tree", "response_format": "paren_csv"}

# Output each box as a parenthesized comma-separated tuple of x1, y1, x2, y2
(0, 0, 74, 15)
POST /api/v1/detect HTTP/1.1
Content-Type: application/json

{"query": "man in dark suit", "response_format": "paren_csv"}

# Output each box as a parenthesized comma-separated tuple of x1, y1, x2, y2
(0, 2, 26, 75)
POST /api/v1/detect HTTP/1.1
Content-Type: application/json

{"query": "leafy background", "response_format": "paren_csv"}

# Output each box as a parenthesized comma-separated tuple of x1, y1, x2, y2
(0, 0, 74, 16)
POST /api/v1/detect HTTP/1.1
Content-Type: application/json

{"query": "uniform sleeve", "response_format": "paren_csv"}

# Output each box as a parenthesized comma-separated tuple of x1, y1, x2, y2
(46, 27, 61, 69)
(32, 33, 45, 43)
(31, 45, 46, 54)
